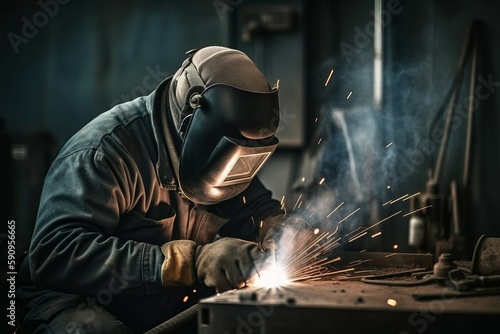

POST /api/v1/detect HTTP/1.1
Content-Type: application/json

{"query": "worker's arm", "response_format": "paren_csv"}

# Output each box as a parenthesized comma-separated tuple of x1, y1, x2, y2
(29, 147, 165, 297)
(215, 177, 284, 241)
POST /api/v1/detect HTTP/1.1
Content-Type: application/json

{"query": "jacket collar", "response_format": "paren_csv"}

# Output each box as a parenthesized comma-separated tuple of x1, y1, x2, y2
(146, 77, 178, 190)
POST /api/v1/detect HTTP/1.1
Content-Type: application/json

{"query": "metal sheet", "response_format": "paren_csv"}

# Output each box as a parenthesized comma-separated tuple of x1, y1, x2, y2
(198, 250, 499, 334)
(199, 281, 500, 333)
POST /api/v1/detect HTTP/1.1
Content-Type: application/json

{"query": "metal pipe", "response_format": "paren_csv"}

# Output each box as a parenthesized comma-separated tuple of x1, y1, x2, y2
(432, 22, 478, 183)
(373, 0, 383, 110)
(144, 304, 200, 334)
(463, 27, 479, 188)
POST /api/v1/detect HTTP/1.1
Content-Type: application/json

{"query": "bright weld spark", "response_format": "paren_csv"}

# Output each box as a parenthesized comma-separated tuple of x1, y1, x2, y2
(301, 177, 306, 182)
(385, 253, 397, 258)
(387, 299, 398, 307)
(390, 194, 409, 204)
(344, 227, 364, 240)
(260, 221, 264, 228)
(347, 259, 371, 267)
(382, 200, 391, 206)
(386, 142, 393, 148)
(317, 138, 322, 145)
(337, 207, 361, 224)
(360, 249, 367, 253)
(292, 194, 303, 211)
(314, 117, 319, 122)
(280, 196, 287, 212)
(256, 231, 347, 288)
(403, 205, 432, 217)
(287, 256, 343, 279)
(369, 211, 402, 230)
(371, 231, 382, 238)
(327, 202, 344, 218)
(325, 69, 334, 86)
(255, 204, 404, 288)
(393, 244, 398, 249)
(242, 196, 246, 204)
(327, 225, 339, 236)
(387, 185, 391, 189)
(348, 231, 367, 243)
(347, 91, 352, 99)
(183, 296, 189, 302)
(348, 211, 402, 241)
(319, 178, 325, 185)
(274, 79, 280, 89)
(402, 192, 421, 201)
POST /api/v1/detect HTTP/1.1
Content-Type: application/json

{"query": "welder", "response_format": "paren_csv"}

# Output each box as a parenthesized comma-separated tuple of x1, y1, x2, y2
(15, 46, 312, 333)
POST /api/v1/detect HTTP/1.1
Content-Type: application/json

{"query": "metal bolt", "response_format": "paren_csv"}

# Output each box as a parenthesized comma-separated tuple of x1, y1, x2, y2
(433, 253, 457, 279)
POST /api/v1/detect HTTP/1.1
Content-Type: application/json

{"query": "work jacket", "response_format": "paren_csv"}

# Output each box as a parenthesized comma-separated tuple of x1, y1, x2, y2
(27, 77, 282, 300)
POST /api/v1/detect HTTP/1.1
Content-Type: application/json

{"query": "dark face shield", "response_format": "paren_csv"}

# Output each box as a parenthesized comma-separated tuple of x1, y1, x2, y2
(178, 84, 280, 205)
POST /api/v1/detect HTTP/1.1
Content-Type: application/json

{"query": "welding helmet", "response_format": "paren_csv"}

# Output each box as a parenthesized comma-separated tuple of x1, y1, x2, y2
(167, 46, 280, 205)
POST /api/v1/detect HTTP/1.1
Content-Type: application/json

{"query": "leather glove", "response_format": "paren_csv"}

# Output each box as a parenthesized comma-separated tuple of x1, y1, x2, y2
(195, 237, 268, 293)
(258, 215, 314, 253)
(160, 240, 199, 287)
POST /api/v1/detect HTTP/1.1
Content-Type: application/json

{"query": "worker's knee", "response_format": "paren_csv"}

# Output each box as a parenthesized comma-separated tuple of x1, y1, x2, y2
(32, 306, 133, 334)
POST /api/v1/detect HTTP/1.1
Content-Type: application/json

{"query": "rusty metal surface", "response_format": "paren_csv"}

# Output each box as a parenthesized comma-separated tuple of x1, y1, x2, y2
(472, 235, 500, 275)
(199, 281, 500, 334)
(198, 252, 499, 334)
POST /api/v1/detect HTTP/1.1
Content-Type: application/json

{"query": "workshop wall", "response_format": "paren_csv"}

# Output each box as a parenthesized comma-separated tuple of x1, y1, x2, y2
(1, 0, 499, 261)
(302, 0, 500, 258)
(381, 0, 500, 257)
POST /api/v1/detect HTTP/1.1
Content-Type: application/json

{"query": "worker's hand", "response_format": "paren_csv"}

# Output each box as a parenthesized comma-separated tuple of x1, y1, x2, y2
(195, 237, 268, 293)
(160, 240, 199, 287)
(258, 215, 314, 254)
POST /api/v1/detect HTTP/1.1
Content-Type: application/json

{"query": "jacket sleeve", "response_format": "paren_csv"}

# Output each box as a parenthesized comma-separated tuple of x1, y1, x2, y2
(216, 177, 284, 241)
(29, 148, 164, 297)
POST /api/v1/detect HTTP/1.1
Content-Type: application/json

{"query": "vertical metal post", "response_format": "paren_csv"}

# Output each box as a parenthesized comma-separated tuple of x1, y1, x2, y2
(373, 0, 383, 110)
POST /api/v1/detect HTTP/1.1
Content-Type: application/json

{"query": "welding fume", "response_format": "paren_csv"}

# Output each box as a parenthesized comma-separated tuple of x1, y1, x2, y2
(15, 46, 313, 334)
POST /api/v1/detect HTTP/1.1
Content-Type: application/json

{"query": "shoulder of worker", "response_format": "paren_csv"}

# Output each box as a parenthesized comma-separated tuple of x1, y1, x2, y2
(56, 97, 149, 157)
(54, 78, 171, 163)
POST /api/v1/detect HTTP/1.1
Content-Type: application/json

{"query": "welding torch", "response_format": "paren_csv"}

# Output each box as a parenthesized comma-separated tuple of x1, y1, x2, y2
(259, 239, 277, 268)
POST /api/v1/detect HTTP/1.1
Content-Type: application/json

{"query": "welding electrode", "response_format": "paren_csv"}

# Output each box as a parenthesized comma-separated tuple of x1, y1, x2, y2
(259, 241, 276, 268)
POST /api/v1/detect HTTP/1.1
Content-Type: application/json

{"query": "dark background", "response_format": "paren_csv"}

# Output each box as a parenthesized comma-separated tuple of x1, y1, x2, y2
(1, 0, 500, 330)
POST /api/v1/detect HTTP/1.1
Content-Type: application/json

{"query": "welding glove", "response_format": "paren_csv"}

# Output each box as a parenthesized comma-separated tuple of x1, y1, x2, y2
(160, 240, 199, 287)
(195, 237, 268, 293)
(258, 215, 315, 254)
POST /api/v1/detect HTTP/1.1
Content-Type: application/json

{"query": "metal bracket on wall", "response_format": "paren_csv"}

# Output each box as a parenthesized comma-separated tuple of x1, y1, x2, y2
(241, 5, 297, 42)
